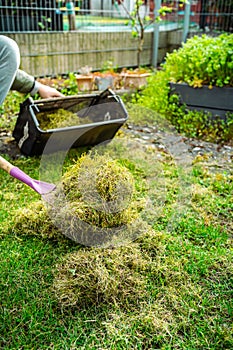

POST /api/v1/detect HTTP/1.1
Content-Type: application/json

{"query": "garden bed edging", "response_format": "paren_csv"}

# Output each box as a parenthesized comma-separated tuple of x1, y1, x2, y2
(170, 82, 233, 119)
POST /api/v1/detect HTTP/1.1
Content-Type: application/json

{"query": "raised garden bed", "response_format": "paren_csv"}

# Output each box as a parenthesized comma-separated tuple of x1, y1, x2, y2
(170, 82, 233, 119)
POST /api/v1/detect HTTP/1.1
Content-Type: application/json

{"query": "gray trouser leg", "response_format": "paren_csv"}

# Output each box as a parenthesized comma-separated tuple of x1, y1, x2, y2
(0, 35, 20, 105)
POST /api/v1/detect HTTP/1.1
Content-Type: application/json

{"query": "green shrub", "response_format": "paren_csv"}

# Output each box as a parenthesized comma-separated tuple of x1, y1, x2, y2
(137, 34, 233, 143)
(164, 33, 233, 88)
(167, 94, 233, 142)
(136, 70, 170, 115)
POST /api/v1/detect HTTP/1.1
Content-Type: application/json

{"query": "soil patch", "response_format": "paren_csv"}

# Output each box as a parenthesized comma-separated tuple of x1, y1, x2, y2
(0, 131, 20, 159)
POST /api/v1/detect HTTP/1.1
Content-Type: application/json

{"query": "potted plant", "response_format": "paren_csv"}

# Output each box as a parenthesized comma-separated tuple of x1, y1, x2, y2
(75, 66, 94, 92)
(120, 67, 151, 90)
(92, 60, 122, 90)
(136, 33, 233, 143)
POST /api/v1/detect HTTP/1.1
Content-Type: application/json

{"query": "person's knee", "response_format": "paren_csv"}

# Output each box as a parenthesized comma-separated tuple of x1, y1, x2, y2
(0, 35, 20, 71)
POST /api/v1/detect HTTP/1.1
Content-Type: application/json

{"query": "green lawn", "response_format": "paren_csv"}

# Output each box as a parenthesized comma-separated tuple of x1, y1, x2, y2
(0, 91, 232, 349)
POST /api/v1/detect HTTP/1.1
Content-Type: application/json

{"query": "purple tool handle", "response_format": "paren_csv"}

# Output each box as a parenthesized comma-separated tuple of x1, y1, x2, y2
(10, 167, 56, 195)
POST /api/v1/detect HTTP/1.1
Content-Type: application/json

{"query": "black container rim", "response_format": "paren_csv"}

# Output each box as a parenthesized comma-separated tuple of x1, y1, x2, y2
(28, 90, 128, 133)
(29, 108, 128, 134)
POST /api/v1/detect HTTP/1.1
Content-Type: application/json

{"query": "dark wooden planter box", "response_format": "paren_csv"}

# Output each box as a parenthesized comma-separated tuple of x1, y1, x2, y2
(170, 82, 233, 119)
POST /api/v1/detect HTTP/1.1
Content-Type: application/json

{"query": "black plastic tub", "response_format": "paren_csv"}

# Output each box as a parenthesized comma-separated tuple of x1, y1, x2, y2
(13, 89, 128, 156)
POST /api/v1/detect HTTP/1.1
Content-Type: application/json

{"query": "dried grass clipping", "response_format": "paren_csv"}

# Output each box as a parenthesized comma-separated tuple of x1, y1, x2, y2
(12, 153, 147, 247)
(12, 201, 64, 241)
(37, 109, 91, 130)
(53, 244, 150, 308)
(48, 153, 146, 246)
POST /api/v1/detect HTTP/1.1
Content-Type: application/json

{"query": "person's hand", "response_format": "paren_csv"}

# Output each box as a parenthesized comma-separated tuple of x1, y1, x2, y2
(37, 82, 64, 99)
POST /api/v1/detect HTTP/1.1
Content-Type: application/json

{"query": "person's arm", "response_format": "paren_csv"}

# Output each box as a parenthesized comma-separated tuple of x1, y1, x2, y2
(11, 69, 63, 98)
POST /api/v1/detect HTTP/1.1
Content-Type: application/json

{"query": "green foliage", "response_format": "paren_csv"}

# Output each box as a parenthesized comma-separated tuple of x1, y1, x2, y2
(137, 70, 171, 115)
(164, 33, 233, 88)
(166, 94, 233, 143)
(137, 34, 233, 143)
(120, 0, 172, 67)
(0, 91, 25, 130)
(100, 59, 117, 73)
(61, 72, 79, 95)
(38, 16, 52, 30)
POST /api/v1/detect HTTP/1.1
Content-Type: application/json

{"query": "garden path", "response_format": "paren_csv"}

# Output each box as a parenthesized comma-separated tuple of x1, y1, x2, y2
(0, 125, 232, 172)
(125, 123, 232, 171)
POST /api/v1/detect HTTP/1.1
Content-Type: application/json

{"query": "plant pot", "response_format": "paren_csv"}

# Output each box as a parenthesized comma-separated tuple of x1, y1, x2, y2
(76, 75, 94, 92)
(94, 75, 115, 91)
(121, 72, 150, 90)
(38, 77, 67, 89)
(170, 82, 233, 119)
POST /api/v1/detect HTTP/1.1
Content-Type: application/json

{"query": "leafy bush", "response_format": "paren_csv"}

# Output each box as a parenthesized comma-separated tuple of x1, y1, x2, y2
(164, 33, 233, 88)
(136, 34, 233, 143)
(134, 70, 170, 115)
(168, 94, 233, 142)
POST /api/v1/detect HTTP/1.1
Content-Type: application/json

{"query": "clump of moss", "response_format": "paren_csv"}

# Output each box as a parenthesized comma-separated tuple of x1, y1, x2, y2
(62, 153, 136, 215)
(37, 109, 91, 130)
(53, 244, 150, 308)
(12, 153, 147, 247)
(12, 201, 64, 241)
(52, 228, 197, 314)
(49, 152, 146, 246)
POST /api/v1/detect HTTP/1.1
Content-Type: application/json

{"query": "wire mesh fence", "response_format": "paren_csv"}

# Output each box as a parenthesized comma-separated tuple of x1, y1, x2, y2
(0, 1, 232, 33)
(0, 1, 183, 32)
(0, 1, 63, 32)
(190, 0, 233, 34)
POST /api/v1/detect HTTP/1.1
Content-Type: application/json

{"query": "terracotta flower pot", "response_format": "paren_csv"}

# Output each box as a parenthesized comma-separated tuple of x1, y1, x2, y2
(121, 72, 150, 89)
(76, 75, 94, 92)
(93, 72, 122, 91)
